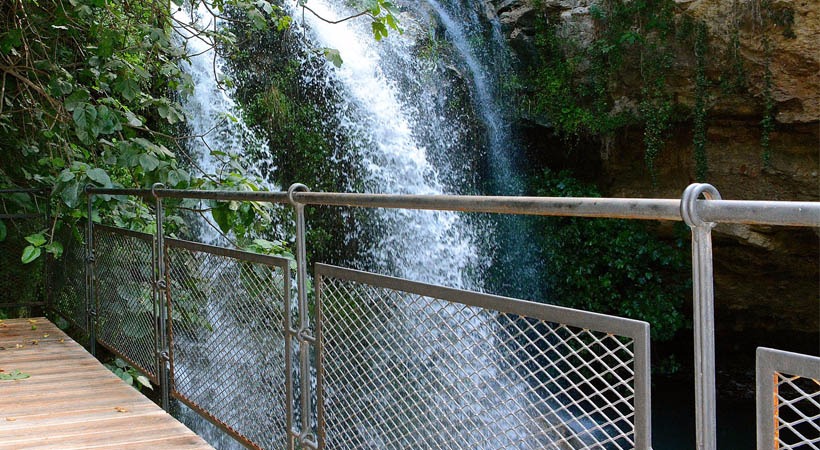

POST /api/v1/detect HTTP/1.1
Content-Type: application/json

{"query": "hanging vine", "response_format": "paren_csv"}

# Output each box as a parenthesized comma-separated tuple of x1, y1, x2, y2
(692, 21, 709, 181)
(760, 34, 774, 168)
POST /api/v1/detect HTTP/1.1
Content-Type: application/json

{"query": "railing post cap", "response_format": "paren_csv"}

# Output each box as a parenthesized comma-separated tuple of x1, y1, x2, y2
(151, 182, 165, 200)
(287, 183, 310, 205)
(681, 183, 721, 228)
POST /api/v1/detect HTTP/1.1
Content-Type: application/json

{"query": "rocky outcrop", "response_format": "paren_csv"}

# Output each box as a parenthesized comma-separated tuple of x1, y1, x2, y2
(488, 0, 819, 352)
(685, 0, 820, 124)
(489, 0, 819, 122)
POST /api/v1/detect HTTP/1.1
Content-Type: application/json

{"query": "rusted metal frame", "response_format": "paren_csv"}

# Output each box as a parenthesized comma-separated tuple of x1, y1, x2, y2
(43, 192, 53, 315)
(93, 224, 154, 242)
(313, 263, 653, 449)
(756, 347, 820, 449)
(170, 392, 262, 449)
(681, 183, 721, 450)
(314, 271, 326, 450)
(164, 236, 286, 265)
(85, 187, 97, 356)
(163, 235, 294, 449)
(287, 183, 317, 450)
(152, 183, 171, 412)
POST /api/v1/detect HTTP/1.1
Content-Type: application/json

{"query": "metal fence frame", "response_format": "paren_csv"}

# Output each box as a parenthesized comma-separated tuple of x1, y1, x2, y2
(93, 224, 158, 383)
(164, 237, 294, 449)
(315, 263, 652, 449)
(756, 347, 820, 449)
(0, 183, 816, 449)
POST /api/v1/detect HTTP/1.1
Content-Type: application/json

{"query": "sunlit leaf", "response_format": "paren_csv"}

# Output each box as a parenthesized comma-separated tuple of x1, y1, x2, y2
(21, 246, 41, 264)
(24, 233, 46, 247)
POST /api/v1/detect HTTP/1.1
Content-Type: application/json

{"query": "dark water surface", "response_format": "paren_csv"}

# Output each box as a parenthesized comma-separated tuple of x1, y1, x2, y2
(652, 377, 755, 449)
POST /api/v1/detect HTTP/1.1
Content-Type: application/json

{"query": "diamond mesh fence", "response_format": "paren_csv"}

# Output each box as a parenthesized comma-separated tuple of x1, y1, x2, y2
(315, 264, 650, 450)
(757, 348, 820, 450)
(165, 239, 292, 450)
(94, 225, 158, 382)
(774, 374, 820, 449)
(50, 224, 88, 333)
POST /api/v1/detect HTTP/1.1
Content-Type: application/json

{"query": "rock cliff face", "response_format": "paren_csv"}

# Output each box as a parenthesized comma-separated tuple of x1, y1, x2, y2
(486, 0, 818, 356)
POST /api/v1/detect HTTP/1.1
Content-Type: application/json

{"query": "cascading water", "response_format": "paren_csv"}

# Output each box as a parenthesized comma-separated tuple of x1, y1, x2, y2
(292, 1, 558, 448)
(171, 5, 285, 449)
(292, 0, 483, 289)
(417, 0, 545, 301)
(172, 0, 582, 448)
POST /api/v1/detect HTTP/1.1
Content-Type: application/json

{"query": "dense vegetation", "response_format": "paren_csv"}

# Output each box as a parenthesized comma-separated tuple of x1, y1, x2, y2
(0, 0, 399, 256)
(532, 169, 689, 341)
(522, 0, 794, 180)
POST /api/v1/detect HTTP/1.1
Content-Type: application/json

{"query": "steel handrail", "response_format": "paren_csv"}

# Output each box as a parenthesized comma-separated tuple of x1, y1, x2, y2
(85, 187, 820, 227)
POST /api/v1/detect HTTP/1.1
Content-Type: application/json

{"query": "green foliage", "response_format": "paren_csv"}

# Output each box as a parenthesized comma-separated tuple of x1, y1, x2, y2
(104, 358, 152, 391)
(226, 18, 363, 267)
(1, 0, 399, 263)
(533, 169, 688, 341)
(0, 369, 30, 381)
(526, 0, 681, 179)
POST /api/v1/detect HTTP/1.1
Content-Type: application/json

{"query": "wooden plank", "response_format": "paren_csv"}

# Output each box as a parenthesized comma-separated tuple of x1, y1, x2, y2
(0, 318, 213, 449)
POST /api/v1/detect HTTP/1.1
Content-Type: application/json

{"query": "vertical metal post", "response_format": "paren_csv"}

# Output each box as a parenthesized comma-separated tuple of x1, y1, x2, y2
(287, 183, 318, 450)
(152, 183, 171, 411)
(85, 186, 96, 355)
(42, 189, 53, 314)
(681, 183, 721, 450)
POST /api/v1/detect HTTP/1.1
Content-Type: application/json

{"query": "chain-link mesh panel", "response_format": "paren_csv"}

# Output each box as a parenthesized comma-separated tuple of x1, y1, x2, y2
(757, 348, 820, 450)
(50, 224, 87, 332)
(0, 215, 46, 311)
(774, 374, 820, 449)
(166, 239, 291, 450)
(94, 225, 158, 382)
(316, 264, 650, 450)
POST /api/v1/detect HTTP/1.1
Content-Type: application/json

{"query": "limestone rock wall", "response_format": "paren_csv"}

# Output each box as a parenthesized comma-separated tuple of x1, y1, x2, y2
(487, 0, 819, 343)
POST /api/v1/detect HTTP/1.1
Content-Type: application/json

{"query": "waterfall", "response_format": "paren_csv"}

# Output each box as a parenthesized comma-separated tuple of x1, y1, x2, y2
(418, 0, 545, 300)
(171, 6, 285, 449)
(292, 0, 483, 289)
(292, 1, 555, 448)
(172, 0, 559, 448)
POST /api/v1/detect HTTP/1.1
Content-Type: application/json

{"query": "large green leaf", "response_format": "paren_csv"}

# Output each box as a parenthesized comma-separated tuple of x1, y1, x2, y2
(86, 167, 112, 187)
(138, 153, 160, 172)
(24, 233, 46, 246)
(21, 245, 41, 264)
(61, 180, 81, 208)
(0, 220, 6, 242)
(64, 90, 90, 112)
(210, 204, 233, 233)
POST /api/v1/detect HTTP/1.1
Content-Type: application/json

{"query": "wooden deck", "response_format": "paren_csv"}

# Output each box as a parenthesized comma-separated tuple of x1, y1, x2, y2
(0, 318, 213, 449)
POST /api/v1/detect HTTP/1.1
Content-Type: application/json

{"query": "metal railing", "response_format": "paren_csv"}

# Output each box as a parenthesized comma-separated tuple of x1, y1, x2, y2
(315, 264, 650, 449)
(756, 348, 820, 449)
(1, 182, 817, 449)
